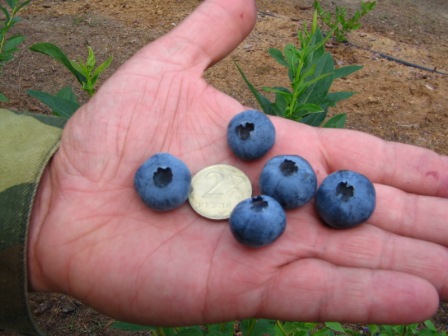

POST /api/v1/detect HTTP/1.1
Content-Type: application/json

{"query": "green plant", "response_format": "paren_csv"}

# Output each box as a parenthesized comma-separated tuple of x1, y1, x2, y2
(28, 85, 81, 118)
(109, 319, 277, 336)
(236, 12, 362, 129)
(368, 320, 446, 336)
(0, 0, 30, 101)
(109, 319, 446, 336)
(313, 0, 376, 43)
(27, 43, 112, 117)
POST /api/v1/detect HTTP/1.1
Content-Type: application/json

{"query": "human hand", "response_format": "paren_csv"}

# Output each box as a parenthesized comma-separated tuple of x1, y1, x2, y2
(28, 0, 448, 327)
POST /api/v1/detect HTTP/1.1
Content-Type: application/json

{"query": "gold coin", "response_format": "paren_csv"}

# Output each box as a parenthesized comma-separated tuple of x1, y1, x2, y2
(189, 164, 252, 220)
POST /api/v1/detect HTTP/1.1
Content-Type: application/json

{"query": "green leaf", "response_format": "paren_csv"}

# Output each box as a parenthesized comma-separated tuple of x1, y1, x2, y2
(273, 87, 291, 116)
(325, 91, 356, 105)
(283, 44, 300, 80)
(298, 52, 334, 105)
(268, 48, 288, 67)
(241, 319, 276, 336)
(305, 27, 328, 62)
(235, 61, 275, 115)
(0, 92, 9, 102)
(86, 46, 96, 68)
(324, 321, 346, 333)
(262, 86, 290, 96)
(300, 111, 327, 126)
(423, 320, 437, 331)
(29, 42, 86, 84)
(5, 0, 16, 9)
(0, 5, 11, 23)
(0, 53, 14, 64)
(27, 89, 80, 118)
(4, 34, 24, 52)
(176, 327, 205, 336)
(6, 15, 22, 27)
(206, 322, 235, 334)
(159, 327, 177, 336)
(92, 54, 113, 82)
(323, 113, 346, 128)
(417, 330, 440, 336)
(16, 0, 32, 12)
(284, 321, 319, 333)
(380, 325, 402, 336)
(69, 60, 85, 75)
(334, 65, 363, 79)
(313, 329, 334, 336)
(296, 103, 324, 114)
(109, 321, 156, 331)
(367, 324, 380, 335)
(56, 86, 79, 104)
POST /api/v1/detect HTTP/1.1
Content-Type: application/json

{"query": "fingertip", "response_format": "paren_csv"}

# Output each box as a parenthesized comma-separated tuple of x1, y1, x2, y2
(369, 271, 440, 324)
(161, 0, 258, 70)
(257, 261, 440, 325)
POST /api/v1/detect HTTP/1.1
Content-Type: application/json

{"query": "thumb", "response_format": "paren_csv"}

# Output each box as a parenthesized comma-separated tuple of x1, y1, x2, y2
(135, 0, 258, 72)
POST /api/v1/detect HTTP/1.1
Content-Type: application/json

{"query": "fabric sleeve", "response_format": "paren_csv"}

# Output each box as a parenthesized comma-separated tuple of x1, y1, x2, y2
(0, 109, 67, 335)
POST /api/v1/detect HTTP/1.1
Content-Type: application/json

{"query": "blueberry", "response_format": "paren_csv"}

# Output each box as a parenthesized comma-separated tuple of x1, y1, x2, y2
(227, 109, 276, 161)
(134, 153, 191, 211)
(314, 170, 376, 229)
(229, 195, 286, 248)
(259, 155, 317, 209)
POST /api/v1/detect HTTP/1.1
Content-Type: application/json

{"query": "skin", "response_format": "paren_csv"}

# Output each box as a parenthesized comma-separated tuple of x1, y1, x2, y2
(28, 0, 448, 327)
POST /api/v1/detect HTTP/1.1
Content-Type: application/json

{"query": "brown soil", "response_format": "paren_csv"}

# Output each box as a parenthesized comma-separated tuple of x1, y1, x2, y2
(1, 0, 447, 334)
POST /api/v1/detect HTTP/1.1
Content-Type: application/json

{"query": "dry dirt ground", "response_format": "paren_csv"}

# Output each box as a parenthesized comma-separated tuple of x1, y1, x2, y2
(1, 0, 447, 335)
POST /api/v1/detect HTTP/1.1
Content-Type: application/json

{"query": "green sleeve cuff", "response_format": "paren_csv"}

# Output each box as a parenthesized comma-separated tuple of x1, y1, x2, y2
(0, 109, 67, 335)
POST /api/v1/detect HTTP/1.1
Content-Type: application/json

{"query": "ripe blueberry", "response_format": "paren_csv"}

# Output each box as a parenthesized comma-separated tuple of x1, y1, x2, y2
(315, 170, 376, 229)
(229, 195, 286, 248)
(134, 153, 191, 211)
(227, 109, 276, 161)
(259, 155, 317, 209)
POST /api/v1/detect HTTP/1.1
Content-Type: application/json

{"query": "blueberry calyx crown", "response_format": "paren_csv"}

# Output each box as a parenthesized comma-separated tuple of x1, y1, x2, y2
(335, 181, 354, 202)
(236, 122, 255, 141)
(250, 196, 269, 212)
(153, 167, 173, 188)
(279, 159, 298, 176)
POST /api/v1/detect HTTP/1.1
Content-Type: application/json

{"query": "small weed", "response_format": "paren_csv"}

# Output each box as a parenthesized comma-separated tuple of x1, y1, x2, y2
(313, 0, 377, 43)
(0, 0, 31, 101)
(27, 43, 112, 117)
(236, 11, 362, 129)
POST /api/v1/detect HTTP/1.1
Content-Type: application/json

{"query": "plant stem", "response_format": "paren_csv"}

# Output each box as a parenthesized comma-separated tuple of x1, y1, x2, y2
(0, 10, 14, 54)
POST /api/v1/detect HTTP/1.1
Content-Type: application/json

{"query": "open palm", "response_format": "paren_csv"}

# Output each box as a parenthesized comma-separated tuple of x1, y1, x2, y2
(28, 0, 448, 327)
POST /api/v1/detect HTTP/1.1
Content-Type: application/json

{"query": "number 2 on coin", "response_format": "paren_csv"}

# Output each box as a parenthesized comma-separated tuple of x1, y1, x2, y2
(203, 171, 246, 199)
